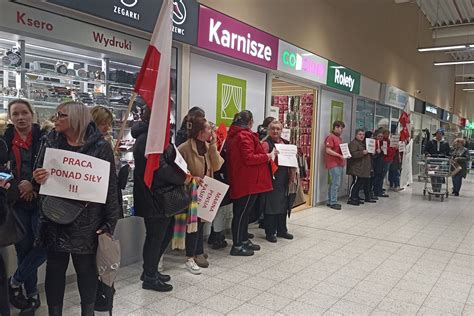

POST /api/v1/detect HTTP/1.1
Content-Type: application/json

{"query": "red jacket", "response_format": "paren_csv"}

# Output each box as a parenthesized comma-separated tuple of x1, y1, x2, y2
(226, 125, 273, 199)
(383, 137, 397, 163)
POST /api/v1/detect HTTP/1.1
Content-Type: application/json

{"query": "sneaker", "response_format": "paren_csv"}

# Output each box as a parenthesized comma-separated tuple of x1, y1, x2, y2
(194, 255, 209, 268)
(158, 257, 164, 272)
(266, 235, 277, 243)
(243, 240, 261, 251)
(394, 187, 404, 192)
(230, 246, 254, 256)
(185, 258, 201, 275)
(277, 232, 294, 240)
(9, 278, 29, 310)
(20, 295, 40, 314)
(329, 204, 342, 210)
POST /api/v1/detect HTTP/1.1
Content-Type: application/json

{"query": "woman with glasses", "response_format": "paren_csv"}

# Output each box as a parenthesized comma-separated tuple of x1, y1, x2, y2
(3, 99, 47, 314)
(33, 101, 121, 316)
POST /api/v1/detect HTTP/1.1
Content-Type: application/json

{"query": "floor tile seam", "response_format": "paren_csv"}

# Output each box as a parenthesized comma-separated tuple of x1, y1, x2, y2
(428, 210, 470, 246)
(461, 284, 474, 315)
(452, 222, 474, 255)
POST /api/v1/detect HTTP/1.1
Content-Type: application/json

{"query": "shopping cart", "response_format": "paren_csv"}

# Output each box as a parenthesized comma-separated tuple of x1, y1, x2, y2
(423, 157, 451, 202)
(416, 155, 428, 182)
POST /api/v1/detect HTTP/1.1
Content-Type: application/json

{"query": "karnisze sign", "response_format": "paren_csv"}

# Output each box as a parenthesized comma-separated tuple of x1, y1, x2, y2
(381, 84, 408, 109)
(197, 6, 279, 69)
(277, 40, 327, 84)
(46, 0, 199, 45)
(327, 61, 360, 94)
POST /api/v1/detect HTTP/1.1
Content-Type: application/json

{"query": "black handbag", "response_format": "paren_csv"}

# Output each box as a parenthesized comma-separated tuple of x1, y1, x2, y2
(153, 184, 191, 218)
(0, 205, 25, 248)
(41, 196, 89, 225)
(94, 279, 115, 316)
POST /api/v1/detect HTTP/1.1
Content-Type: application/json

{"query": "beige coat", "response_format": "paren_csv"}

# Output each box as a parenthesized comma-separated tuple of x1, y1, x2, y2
(178, 139, 224, 178)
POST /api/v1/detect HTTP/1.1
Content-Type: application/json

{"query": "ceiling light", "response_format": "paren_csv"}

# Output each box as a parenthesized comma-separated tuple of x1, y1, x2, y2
(462, 88, 474, 91)
(470, 45, 474, 48)
(455, 81, 474, 85)
(418, 45, 467, 52)
(434, 60, 474, 66)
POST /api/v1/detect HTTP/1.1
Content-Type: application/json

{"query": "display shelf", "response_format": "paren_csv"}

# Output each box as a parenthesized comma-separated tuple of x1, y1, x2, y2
(108, 81, 134, 89)
(25, 70, 104, 85)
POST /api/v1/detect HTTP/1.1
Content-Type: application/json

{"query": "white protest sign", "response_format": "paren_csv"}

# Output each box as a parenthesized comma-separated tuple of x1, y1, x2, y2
(39, 148, 110, 203)
(197, 176, 229, 222)
(390, 135, 400, 147)
(382, 141, 388, 155)
(174, 145, 189, 174)
(281, 128, 291, 141)
(398, 141, 406, 152)
(275, 144, 298, 168)
(339, 143, 351, 159)
(366, 138, 376, 154)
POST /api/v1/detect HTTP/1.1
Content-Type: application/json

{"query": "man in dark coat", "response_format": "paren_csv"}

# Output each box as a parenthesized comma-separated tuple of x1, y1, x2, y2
(347, 129, 376, 205)
(424, 128, 450, 193)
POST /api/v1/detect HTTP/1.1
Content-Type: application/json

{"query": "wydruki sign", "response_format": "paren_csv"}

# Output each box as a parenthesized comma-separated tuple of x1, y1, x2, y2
(197, 6, 279, 69)
(45, 0, 199, 45)
(277, 40, 328, 84)
(327, 61, 360, 94)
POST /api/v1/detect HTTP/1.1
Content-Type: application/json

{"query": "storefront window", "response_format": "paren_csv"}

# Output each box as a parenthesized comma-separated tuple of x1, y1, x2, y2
(390, 108, 400, 134)
(356, 99, 375, 131)
(375, 103, 390, 129)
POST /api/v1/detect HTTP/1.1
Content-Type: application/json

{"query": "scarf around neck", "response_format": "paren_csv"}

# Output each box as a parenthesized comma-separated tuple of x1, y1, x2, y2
(12, 129, 33, 177)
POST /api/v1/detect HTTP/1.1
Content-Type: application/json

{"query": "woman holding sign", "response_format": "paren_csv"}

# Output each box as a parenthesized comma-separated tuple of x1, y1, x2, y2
(261, 121, 295, 243)
(32, 101, 120, 316)
(178, 116, 224, 274)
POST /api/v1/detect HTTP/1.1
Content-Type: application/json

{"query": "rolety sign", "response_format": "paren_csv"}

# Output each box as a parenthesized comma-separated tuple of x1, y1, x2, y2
(46, 0, 199, 45)
(327, 61, 360, 94)
(197, 6, 279, 69)
(277, 40, 328, 84)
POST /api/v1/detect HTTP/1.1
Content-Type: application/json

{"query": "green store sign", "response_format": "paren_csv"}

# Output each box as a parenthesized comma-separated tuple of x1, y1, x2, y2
(327, 61, 360, 94)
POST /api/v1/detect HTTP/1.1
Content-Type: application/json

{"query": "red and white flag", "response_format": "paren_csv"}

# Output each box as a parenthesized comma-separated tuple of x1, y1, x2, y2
(134, 0, 173, 188)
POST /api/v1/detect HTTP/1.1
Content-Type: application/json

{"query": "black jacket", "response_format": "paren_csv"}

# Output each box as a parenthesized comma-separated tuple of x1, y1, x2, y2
(424, 139, 450, 157)
(36, 123, 120, 254)
(132, 123, 187, 218)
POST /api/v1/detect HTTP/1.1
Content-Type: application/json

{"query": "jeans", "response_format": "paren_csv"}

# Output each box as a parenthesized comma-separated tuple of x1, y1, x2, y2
(452, 174, 463, 194)
(264, 214, 287, 236)
(185, 220, 204, 257)
(143, 217, 174, 277)
(389, 169, 400, 188)
(12, 205, 47, 297)
(45, 251, 97, 309)
(328, 166, 343, 205)
(0, 249, 9, 316)
(232, 195, 257, 247)
(349, 176, 370, 201)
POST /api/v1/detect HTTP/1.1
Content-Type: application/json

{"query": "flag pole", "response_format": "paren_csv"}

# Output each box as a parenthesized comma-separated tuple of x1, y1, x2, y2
(114, 92, 137, 153)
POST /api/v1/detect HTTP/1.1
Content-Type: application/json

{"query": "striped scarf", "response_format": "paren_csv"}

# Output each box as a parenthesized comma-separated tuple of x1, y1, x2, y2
(172, 180, 198, 250)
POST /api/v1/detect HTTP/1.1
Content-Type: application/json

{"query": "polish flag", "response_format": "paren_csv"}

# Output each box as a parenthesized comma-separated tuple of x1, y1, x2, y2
(134, 0, 173, 188)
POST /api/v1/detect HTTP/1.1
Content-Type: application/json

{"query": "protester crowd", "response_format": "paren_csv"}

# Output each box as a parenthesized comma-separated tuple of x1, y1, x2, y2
(0, 98, 471, 315)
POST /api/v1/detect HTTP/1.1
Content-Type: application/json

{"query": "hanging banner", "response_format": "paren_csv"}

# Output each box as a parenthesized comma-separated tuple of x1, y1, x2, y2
(39, 148, 110, 203)
(400, 139, 413, 188)
(197, 176, 229, 222)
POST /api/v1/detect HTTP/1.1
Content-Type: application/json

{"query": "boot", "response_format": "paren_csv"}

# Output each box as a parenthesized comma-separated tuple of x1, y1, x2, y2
(48, 305, 63, 316)
(80, 303, 95, 316)
(207, 227, 218, 245)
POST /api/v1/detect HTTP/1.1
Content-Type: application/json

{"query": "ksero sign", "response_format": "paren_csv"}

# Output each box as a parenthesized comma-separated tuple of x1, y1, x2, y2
(327, 61, 360, 94)
(277, 40, 327, 84)
(198, 6, 279, 69)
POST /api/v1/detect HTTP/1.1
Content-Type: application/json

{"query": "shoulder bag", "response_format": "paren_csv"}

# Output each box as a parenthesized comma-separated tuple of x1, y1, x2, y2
(153, 184, 191, 218)
(42, 196, 89, 225)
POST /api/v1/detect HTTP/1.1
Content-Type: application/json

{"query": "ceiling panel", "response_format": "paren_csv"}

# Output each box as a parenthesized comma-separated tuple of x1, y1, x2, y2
(417, 0, 474, 26)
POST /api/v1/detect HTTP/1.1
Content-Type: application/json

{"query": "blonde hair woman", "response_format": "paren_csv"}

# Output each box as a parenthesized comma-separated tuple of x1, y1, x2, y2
(33, 101, 120, 316)
(90, 106, 113, 137)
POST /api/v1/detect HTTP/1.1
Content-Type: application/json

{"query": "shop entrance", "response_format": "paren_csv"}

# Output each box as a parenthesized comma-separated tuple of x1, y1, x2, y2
(270, 78, 318, 211)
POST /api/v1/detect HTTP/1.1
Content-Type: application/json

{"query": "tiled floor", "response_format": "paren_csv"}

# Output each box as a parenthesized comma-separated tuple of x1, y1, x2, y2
(31, 176, 474, 315)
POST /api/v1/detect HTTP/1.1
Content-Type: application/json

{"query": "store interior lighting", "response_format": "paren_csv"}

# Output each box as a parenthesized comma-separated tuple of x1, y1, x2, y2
(418, 45, 467, 52)
(455, 81, 474, 85)
(434, 60, 474, 66)
(462, 88, 474, 91)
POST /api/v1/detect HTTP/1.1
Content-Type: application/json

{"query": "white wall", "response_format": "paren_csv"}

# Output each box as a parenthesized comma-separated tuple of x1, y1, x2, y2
(315, 89, 354, 204)
(189, 53, 266, 130)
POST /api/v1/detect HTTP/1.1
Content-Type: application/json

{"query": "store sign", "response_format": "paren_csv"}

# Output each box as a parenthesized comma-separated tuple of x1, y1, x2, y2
(425, 104, 438, 115)
(46, 0, 199, 45)
(0, 2, 148, 58)
(216, 74, 247, 126)
(381, 84, 408, 109)
(197, 6, 279, 69)
(277, 40, 327, 84)
(327, 61, 360, 94)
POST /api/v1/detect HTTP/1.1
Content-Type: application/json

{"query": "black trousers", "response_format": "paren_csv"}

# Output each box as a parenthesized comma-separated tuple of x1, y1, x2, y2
(349, 176, 370, 201)
(185, 220, 204, 257)
(264, 214, 287, 236)
(45, 251, 97, 308)
(143, 217, 174, 277)
(0, 249, 9, 316)
(232, 195, 257, 246)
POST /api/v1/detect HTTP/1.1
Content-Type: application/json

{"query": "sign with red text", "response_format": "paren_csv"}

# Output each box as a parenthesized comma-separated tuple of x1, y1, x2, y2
(39, 148, 110, 204)
(196, 176, 229, 222)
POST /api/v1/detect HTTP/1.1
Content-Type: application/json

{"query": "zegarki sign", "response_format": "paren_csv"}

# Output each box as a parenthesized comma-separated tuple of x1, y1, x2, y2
(197, 6, 279, 69)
